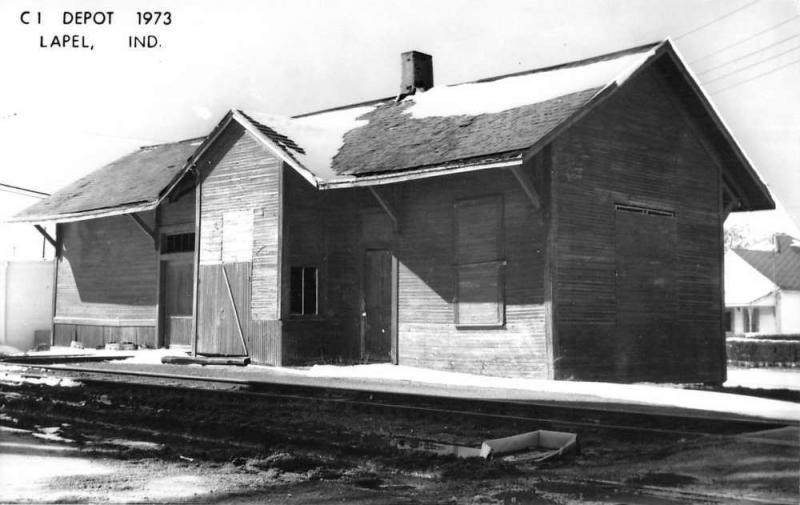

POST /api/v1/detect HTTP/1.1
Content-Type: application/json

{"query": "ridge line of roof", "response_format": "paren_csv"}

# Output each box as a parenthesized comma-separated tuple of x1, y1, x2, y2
(290, 40, 663, 119)
(139, 136, 207, 150)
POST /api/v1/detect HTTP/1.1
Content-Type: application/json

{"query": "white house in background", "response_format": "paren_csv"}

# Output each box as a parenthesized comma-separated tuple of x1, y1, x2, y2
(0, 184, 55, 351)
(725, 233, 800, 335)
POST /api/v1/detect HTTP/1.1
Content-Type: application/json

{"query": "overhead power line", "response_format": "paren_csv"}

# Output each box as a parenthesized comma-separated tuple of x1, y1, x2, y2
(689, 15, 800, 64)
(675, 0, 762, 40)
(702, 43, 800, 84)
(0, 182, 50, 198)
(697, 32, 800, 75)
(710, 56, 800, 94)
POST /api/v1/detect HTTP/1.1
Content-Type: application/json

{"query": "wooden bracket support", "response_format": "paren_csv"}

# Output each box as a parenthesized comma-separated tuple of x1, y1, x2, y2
(510, 166, 541, 209)
(368, 186, 399, 231)
(33, 225, 57, 248)
(128, 213, 157, 243)
(222, 264, 249, 356)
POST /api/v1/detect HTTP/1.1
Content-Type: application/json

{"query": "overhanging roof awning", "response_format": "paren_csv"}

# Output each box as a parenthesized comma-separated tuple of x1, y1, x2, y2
(7, 138, 203, 224)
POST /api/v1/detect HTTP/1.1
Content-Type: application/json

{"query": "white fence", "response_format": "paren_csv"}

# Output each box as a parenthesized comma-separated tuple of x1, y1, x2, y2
(0, 260, 54, 351)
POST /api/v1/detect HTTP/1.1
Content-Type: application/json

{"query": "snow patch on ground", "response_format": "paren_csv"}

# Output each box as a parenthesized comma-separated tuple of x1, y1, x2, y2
(726, 367, 800, 391)
(120, 348, 190, 365)
(0, 369, 81, 388)
(247, 105, 376, 180)
(306, 364, 800, 422)
(404, 48, 656, 119)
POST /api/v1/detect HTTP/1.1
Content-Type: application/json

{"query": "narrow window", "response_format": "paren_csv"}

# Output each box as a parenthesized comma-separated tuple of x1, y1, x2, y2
(161, 232, 195, 254)
(454, 195, 504, 327)
(290, 266, 318, 315)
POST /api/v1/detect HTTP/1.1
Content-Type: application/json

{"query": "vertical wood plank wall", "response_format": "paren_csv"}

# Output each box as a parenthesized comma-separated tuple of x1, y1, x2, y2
(551, 65, 724, 383)
(53, 214, 158, 347)
(195, 124, 282, 364)
(282, 164, 548, 377)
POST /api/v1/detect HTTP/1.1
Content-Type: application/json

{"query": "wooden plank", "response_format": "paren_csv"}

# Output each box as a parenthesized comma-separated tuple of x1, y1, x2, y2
(129, 213, 157, 243)
(509, 166, 541, 209)
(192, 171, 201, 357)
(221, 264, 248, 356)
(33, 225, 57, 248)
(50, 223, 61, 346)
(368, 186, 399, 231)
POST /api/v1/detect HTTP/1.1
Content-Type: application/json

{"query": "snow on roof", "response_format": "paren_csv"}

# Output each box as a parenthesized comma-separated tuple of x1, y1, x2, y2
(244, 105, 377, 180)
(238, 42, 663, 183)
(724, 250, 777, 306)
(403, 48, 656, 119)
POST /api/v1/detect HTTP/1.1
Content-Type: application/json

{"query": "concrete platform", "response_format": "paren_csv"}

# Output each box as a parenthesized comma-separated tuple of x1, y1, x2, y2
(4, 352, 799, 425)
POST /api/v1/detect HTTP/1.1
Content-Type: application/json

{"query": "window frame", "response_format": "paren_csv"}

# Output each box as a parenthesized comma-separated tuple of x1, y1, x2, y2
(289, 265, 319, 316)
(160, 232, 196, 254)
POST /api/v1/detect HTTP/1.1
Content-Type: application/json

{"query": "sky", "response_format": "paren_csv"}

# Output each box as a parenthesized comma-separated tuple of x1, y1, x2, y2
(0, 0, 799, 258)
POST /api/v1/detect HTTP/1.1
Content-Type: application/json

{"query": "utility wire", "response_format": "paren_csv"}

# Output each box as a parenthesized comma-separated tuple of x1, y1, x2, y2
(697, 32, 800, 75)
(675, 0, 762, 40)
(0, 182, 49, 198)
(702, 43, 800, 83)
(689, 15, 800, 64)
(710, 56, 800, 93)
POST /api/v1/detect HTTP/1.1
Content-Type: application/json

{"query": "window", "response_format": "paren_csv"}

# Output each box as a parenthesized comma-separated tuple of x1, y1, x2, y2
(162, 232, 195, 254)
(454, 196, 504, 327)
(290, 266, 318, 315)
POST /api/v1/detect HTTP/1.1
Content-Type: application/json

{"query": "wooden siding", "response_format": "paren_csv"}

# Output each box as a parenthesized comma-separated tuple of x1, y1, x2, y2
(282, 167, 362, 363)
(54, 324, 155, 348)
(281, 163, 548, 377)
(551, 66, 724, 383)
(395, 168, 546, 377)
(195, 124, 282, 364)
(56, 214, 157, 325)
(159, 189, 195, 229)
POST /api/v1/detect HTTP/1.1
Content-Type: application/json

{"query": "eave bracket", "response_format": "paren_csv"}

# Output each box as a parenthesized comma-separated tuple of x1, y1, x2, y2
(368, 186, 399, 232)
(128, 213, 157, 244)
(33, 225, 57, 248)
(510, 166, 541, 209)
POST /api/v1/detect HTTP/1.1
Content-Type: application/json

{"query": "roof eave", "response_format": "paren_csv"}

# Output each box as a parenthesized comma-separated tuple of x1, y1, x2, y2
(6, 200, 158, 224)
(660, 40, 775, 211)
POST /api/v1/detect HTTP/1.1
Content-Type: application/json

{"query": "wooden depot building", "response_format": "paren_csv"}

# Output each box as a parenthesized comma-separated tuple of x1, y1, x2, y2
(11, 40, 774, 383)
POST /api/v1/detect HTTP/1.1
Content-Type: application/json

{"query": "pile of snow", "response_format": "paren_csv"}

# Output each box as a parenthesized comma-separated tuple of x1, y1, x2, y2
(306, 364, 800, 422)
(0, 345, 23, 356)
(120, 348, 190, 365)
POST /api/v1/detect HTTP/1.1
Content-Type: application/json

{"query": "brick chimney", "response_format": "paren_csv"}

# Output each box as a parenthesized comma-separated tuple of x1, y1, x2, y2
(401, 51, 433, 94)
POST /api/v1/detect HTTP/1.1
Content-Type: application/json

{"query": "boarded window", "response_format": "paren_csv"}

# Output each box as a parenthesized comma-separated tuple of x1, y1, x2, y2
(455, 196, 503, 264)
(290, 266, 318, 315)
(222, 210, 254, 263)
(454, 196, 504, 327)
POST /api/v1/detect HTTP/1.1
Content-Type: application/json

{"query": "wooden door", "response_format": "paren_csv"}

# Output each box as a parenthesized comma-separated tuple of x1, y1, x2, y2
(162, 259, 194, 347)
(362, 250, 395, 363)
(615, 207, 677, 378)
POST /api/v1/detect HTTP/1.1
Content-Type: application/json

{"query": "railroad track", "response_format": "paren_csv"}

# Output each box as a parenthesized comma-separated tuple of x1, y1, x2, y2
(2, 363, 790, 438)
(1, 363, 797, 505)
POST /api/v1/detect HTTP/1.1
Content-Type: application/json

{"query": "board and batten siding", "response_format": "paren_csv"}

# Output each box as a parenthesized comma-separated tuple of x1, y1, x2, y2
(54, 214, 158, 347)
(551, 65, 724, 383)
(195, 123, 282, 364)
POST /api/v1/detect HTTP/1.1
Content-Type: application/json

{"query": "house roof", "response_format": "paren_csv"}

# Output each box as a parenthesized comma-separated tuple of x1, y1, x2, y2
(732, 234, 800, 290)
(239, 42, 660, 187)
(8, 138, 203, 223)
(9, 38, 774, 224)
